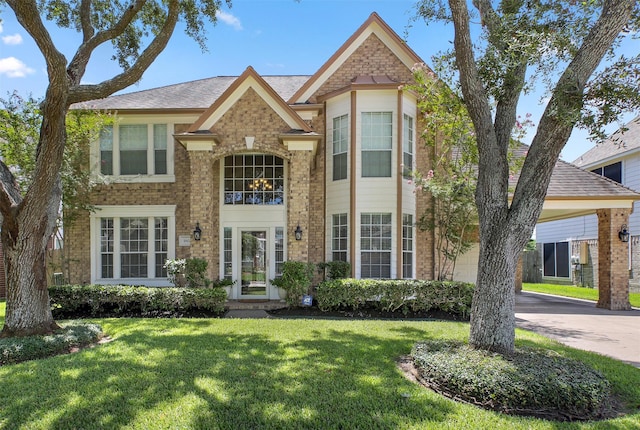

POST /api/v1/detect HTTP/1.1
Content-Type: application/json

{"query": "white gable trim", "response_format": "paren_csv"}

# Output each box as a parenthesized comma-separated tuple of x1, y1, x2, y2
(293, 22, 416, 104)
(198, 76, 303, 131)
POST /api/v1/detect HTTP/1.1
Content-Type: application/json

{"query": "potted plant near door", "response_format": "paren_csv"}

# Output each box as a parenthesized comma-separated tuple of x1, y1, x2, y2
(271, 261, 314, 307)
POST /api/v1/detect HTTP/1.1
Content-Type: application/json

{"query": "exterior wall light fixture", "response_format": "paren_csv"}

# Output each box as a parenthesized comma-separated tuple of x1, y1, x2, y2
(193, 222, 202, 241)
(619, 224, 630, 243)
(294, 225, 303, 241)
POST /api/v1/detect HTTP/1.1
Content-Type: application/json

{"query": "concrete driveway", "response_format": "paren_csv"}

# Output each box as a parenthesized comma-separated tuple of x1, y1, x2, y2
(515, 291, 640, 367)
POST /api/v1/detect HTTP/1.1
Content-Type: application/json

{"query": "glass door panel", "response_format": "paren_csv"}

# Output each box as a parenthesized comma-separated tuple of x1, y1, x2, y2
(241, 230, 267, 297)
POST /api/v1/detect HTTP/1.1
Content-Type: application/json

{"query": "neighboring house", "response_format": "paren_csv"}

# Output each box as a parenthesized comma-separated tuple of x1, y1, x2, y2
(65, 12, 638, 307)
(536, 116, 640, 291)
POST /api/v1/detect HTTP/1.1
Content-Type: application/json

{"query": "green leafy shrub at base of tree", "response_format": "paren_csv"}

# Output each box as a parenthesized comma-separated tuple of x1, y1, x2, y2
(49, 284, 227, 317)
(411, 340, 614, 422)
(0, 321, 103, 366)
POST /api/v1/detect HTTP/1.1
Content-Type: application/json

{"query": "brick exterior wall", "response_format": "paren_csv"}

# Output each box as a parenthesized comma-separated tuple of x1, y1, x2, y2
(570, 239, 599, 289)
(596, 208, 631, 310)
(66, 123, 192, 284)
(312, 34, 416, 102)
(66, 27, 437, 286)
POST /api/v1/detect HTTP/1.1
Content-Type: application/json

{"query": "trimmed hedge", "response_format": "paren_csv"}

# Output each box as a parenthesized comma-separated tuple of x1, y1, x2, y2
(315, 279, 473, 318)
(49, 284, 227, 318)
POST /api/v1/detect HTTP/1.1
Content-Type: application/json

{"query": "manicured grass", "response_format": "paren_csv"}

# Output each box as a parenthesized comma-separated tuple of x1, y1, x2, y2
(0, 312, 638, 428)
(523, 283, 640, 308)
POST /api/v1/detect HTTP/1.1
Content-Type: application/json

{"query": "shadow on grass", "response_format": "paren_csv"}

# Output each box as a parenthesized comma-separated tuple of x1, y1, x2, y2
(0, 319, 461, 429)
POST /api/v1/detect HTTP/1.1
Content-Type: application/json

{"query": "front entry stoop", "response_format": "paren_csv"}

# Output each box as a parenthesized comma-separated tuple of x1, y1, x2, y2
(225, 300, 287, 311)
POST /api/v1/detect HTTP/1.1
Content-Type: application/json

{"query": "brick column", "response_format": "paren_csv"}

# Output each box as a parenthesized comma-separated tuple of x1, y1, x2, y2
(287, 150, 312, 262)
(596, 208, 632, 310)
(188, 150, 216, 279)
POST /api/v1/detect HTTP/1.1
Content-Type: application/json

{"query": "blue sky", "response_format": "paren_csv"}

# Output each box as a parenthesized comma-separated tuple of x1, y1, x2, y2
(0, 0, 636, 162)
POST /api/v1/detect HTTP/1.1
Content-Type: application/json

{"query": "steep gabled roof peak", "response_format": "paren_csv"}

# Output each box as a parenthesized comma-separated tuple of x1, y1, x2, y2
(288, 11, 424, 104)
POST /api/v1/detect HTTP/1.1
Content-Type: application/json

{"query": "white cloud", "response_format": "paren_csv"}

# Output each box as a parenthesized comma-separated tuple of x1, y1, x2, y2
(216, 11, 242, 30)
(0, 22, 3, 33)
(0, 57, 35, 78)
(2, 33, 23, 45)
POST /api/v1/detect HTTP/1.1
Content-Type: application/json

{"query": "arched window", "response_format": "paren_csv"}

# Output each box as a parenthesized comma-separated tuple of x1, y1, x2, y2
(223, 154, 285, 205)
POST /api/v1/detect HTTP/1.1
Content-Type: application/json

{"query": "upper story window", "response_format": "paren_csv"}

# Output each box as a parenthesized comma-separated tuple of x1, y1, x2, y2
(362, 112, 392, 177)
(224, 154, 285, 205)
(332, 114, 348, 181)
(591, 161, 622, 184)
(99, 123, 170, 177)
(403, 114, 414, 179)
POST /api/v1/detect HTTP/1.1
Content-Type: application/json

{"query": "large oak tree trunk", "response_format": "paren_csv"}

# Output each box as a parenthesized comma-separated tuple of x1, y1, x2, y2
(2, 228, 59, 337)
(0, 91, 67, 338)
(469, 221, 522, 354)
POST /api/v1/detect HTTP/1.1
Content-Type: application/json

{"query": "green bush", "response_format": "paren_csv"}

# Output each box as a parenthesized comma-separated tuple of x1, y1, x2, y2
(315, 279, 473, 318)
(0, 321, 103, 366)
(317, 261, 352, 280)
(271, 261, 315, 307)
(49, 284, 227, 317)
(411, 340, 614, 421)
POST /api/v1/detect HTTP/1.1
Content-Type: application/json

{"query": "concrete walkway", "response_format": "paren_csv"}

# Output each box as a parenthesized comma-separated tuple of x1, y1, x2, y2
(515, 291, 640, 368)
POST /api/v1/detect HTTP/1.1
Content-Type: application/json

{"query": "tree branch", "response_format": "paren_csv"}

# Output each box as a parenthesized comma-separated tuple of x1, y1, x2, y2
(6, 0, 67, 80)
(511, 0, 636, 231)
(79, 0, 95, 43)
(68, 0, 179, 104)
(68, 0, 147, 86)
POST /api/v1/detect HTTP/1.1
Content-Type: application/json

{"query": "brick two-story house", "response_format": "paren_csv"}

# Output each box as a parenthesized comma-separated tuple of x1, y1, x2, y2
(65, 12, 639, 308)
(66, 13, 435, 300)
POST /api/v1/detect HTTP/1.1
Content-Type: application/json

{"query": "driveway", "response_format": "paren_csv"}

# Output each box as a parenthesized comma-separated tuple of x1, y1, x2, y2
(515, 291, 640, 367)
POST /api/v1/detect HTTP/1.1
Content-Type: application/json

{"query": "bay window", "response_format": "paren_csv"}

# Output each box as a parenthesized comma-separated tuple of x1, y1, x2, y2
(362, 112, 393, 177)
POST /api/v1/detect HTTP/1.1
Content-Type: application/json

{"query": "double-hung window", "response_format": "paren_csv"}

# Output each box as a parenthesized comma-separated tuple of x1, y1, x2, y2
(93, 206, 175, 284)
(332, 213, 348, 261)
(402, 214, 414, 278)
(362, 112, 393, 177)
(402, 114, 414, 179)
(360, 213, 392, 278)
(99, 123, 170, 177)
(332, 115, 348, 180)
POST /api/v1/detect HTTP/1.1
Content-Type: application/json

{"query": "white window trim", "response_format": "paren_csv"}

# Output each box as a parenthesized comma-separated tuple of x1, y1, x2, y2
(90, 205, 176, 286)
(92, 121, 176, 183)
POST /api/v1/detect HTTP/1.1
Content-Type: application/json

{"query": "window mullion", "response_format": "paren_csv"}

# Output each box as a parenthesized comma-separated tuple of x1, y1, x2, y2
(113, 125, 121, 176)
(148, 124, 154, 175)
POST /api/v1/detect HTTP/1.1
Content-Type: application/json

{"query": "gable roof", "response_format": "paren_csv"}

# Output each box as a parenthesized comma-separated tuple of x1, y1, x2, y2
(188, 66, 312, 133)
(288, 12, 424, 104)
(72, 75, 311, 112)
(573, 116, 640, 167)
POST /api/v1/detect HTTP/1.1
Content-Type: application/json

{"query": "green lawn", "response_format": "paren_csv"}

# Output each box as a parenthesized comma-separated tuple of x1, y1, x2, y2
(0, 304, 638, 429)
(523, 283, 640, 308)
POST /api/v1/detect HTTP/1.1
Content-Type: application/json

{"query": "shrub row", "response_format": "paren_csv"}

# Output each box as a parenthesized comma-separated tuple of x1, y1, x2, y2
(0, 321, 103, 366)
(49, 284, 227, 318)
(315, 279, 473, 318)
(411, 340, 613, 421)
